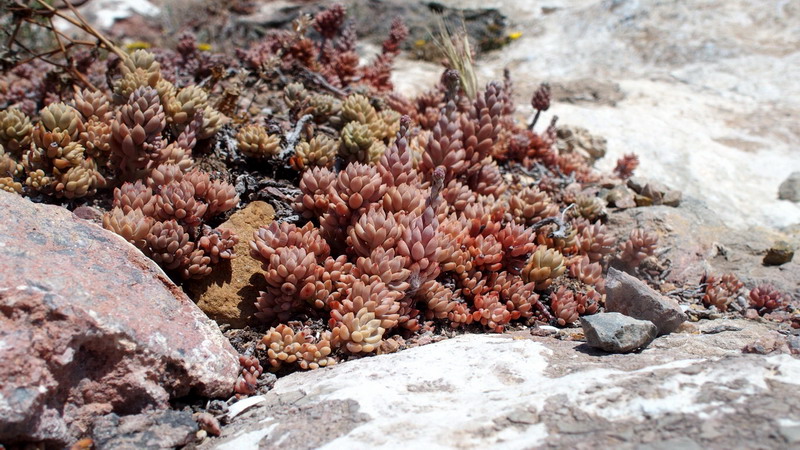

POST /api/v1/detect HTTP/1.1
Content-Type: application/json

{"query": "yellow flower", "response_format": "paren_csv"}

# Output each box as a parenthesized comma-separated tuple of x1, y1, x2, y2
(508, 31, 523, 40)
(125, 41, 151, 51)
(197, 43, 212, 51)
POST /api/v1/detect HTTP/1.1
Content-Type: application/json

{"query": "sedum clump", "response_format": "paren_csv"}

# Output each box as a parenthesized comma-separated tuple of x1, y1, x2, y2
(0, 3, 688, 378)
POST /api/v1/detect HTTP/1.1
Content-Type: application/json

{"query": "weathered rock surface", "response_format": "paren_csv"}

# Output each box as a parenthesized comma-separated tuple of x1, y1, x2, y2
(0, 192, 239, 446)
(763, 241, 794, 266)
(605, 268, 686, 335)
(392, 0, 800, 229)
(187, 201, 275, 328)
(581, 312, 658, 353)
(779, 172, 800, 202)
(607, 199, 800, 293)
(204, 319, 800, 449)
(555, 124, 607, 163)
(91, 410, 198, 449)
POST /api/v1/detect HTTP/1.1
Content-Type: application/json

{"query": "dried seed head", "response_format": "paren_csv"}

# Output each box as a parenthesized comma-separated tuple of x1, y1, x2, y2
(614, 153, 639, 179)
(531, 82, 551, 111)
(313, 3, 346, 39)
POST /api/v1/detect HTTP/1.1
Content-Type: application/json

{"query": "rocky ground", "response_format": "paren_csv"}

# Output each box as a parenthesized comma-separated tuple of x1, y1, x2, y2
(2, 0, 799, 449)
(388, 0, 800, 230)
(206, 322, 800, 450)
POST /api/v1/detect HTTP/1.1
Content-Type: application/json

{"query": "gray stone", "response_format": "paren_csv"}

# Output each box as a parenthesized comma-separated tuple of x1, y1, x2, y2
(604, 268, 687, 335)
(92, 410, 198, 449)
(637, 437, 703, 450)
(581, 313, 658, 353)
(780, 424, 800, 444)
(778, 172, 800, 202)
(604, 185, 637, 209)
(662, 189, 682, 207)
(627, 177, 648, 194)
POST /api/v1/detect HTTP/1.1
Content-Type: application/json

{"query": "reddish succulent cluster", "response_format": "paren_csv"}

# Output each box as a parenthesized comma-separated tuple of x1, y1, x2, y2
(0, 3, 673, 376)
(103, 165, 239, 279)
(702, 272, 743, 312)
(618, 228, 659, 267)
(614, 153, 639, 179)
(234, 354, 263, 396)
(244, 18, 650, 367)
(748, 284, 786, 313)
(0, 46, 239, 278)
(238, 3, 408, 92)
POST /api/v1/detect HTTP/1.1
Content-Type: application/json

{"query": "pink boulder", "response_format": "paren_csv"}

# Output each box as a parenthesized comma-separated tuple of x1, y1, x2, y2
(0, 192, 239, 446)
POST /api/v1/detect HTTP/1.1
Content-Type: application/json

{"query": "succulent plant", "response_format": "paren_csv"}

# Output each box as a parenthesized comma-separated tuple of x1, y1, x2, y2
(614, 153, 639, 179)
(702, 273, 743, 312)
(510, 186, 559, 226)
(235, 355, 263, 395)
(262, 324, 336, 371)
(549, 286, 579, 326)
(619, 228, 658, 267)
(0, 108, 33, 155)
(749, 284, 786, 312)
(294, 135, 337, 169)
(521, 246, 566, 291)
(236, 125, 281, 158)
(0, 4, 682, 376)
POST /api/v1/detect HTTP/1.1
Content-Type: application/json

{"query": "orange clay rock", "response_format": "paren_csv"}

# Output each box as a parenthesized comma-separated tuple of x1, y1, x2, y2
(185, 201, 275, 327)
